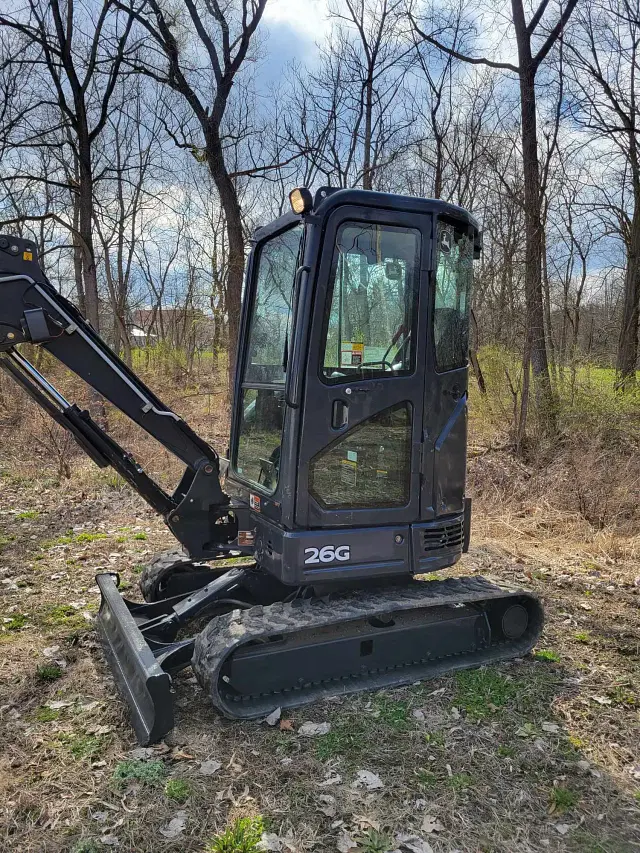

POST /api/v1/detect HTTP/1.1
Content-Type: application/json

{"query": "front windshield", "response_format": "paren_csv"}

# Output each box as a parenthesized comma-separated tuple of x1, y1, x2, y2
(234, 224, 303, 493)
(320, 222, 421, 385)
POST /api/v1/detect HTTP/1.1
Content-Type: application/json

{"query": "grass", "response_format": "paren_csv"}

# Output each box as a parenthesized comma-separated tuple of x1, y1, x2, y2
(359, 828, 394, 852)
(133, 532, 147, 540)
(454, 668, 517, 717)
(34, 706, 60, 722)
(43, 531, 107, 548)
(132, 564, 145, 574)
(533, 649, 560, 662)
(447, 772, 474, 792)
(44, 604, 88, 630)
(206, 816, 264, 853)
(0, 534, 15, 550)
(575, 631, 591, 643)
(164, 778, 191, 803)
(314, 717, 368, 760)
(551, 786, 580, 813)
(3, 613, 27, 631)
(372, 695, 411, 731)
(71, 842, 100, 853)
(16, 510, 39, 519)
(58, 733, 106, 761)
(415, 768, 438, 788)
(36, 663, 63, 681)
(112, 759, 167, 786)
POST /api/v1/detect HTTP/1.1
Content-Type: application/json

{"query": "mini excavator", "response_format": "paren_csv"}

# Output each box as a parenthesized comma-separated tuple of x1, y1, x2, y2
(0, 187, 543, 744)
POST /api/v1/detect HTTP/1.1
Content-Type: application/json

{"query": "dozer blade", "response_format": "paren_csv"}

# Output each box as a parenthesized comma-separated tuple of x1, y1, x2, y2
(95, 573, 174, 745)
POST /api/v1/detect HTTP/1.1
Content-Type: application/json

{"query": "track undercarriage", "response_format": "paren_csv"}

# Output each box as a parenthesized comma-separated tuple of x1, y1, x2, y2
(96, 552, 543, 744)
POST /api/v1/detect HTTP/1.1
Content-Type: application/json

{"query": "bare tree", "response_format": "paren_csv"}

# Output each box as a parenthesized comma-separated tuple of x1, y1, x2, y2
(412, 0, 579, 434)
(0, 0, 134, 334)
(117, 0, 268, 386)
(565, 0, 640, 389)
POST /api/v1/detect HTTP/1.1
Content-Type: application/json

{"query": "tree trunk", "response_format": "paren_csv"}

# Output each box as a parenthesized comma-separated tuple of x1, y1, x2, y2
(616, 204, 640, 389)
(511, 0, 555, 432)
(362, 77, 374, 190)
(205, 126, 245, 394)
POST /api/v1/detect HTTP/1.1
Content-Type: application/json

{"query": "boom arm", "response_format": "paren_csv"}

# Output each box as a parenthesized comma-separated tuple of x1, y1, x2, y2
(0, 234, 237, 558)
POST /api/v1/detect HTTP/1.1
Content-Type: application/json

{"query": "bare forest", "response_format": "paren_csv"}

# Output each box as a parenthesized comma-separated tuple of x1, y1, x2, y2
(0, 1, 639, 852)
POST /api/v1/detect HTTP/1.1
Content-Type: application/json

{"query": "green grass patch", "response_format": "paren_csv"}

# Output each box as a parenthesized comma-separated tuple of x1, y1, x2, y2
(454, 668, 517, 717)
(113, 759, 166, 786)
(423, 730, 445, 747)
(44, 604, 87, 630)
(71, 841, 101, 853)
(3, 613, 27, 631)
(58, 733, 105, 761)
(44, 531, 107, 548)
(533, 649, 560, 662)
(447, 772, 473, 791)
(0, 534, 16, 550)
(314, 717, 368, 760)
(575, 632, 591, 643)
(36, 663, 63, 682)
(133, 532, 147, 540)
(550, 786, 580, 813)
(16, 510, 39, 520)
(358, 828, 394, 853)
(415, 768, 438, 789)
(498, 744, 516, 758)
(164, 778, 191, 803)
(373, 695, 411, 731)
(206, 816, 264, 853)
(34, 706, 60, 722)
(132, 565, 145, 574)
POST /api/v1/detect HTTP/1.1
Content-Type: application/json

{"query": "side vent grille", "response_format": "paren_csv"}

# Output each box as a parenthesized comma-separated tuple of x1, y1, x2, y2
(265, 539, 275, 559)
(422, 520, 464, 552)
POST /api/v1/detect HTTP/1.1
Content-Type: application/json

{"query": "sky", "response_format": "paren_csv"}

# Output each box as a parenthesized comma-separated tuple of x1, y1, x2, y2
(260, 0, 330, 84)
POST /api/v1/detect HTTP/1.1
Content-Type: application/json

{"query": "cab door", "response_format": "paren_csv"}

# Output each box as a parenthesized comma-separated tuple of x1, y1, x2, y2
(295, 206, 431, 529)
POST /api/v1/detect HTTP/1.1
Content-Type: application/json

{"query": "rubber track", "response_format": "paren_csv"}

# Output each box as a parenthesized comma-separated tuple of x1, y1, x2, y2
(192, 575, 544, 720)
(139, 547, 192, 602)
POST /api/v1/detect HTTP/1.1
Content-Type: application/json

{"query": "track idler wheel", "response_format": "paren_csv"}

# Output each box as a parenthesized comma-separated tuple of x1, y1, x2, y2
(139, 547, 205, 602)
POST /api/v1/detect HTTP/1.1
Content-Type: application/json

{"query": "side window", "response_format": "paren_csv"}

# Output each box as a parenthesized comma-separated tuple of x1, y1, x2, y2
(321, 222, 420, 385)
(309, 403, 412, 509)
(434, 221, 473, 372)
(244, 224, 303, 385)
(234, 224, 303, 493)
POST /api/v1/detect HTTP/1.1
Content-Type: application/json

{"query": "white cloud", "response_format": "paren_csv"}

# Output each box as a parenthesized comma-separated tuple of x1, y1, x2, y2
(264, 0, 330, 42)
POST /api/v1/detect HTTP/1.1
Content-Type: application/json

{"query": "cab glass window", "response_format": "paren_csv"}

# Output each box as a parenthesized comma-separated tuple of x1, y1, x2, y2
(244, 224, 303, 385)
(309, 403, 412, 509)
(320, 222, 420, 385)
(434, 221, 473, 372)
(235, 224, 303, 493)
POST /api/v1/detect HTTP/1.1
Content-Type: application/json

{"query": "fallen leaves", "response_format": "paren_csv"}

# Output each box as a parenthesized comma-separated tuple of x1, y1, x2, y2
(298, 721, 331, 737)
(199, 759, 222, 776)
(159, 811, 187, 839)
(420, 816, 444, 834)
(336, 831, 357, 852)
(351, 770, 383, 790)
(264, 707, 282, 726)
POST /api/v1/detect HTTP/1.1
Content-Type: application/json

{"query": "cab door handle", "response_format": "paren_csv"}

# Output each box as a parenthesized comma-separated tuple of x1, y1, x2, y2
(332, 400, 348, 429)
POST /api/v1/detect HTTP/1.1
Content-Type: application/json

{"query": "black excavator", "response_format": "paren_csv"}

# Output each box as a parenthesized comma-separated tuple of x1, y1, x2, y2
(0, 187, 543, 744)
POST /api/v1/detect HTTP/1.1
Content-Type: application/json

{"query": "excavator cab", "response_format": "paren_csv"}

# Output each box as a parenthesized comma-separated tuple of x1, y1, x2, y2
(226, 187, 479, 585)
(0, 189, 541, 746)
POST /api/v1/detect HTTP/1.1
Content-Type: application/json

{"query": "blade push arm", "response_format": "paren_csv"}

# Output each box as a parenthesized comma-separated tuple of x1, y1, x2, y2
(0, 234, 237, 557)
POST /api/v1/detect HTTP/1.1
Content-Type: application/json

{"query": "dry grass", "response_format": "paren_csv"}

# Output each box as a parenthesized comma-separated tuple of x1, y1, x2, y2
(0, 358, 639, 851)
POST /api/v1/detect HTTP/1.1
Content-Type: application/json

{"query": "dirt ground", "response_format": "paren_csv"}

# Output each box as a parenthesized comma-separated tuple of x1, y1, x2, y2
(0, 464, 639, 853)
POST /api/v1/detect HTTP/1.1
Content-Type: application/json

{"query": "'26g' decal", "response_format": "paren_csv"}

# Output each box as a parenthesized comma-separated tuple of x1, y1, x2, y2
(304, 545, 350, 564)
